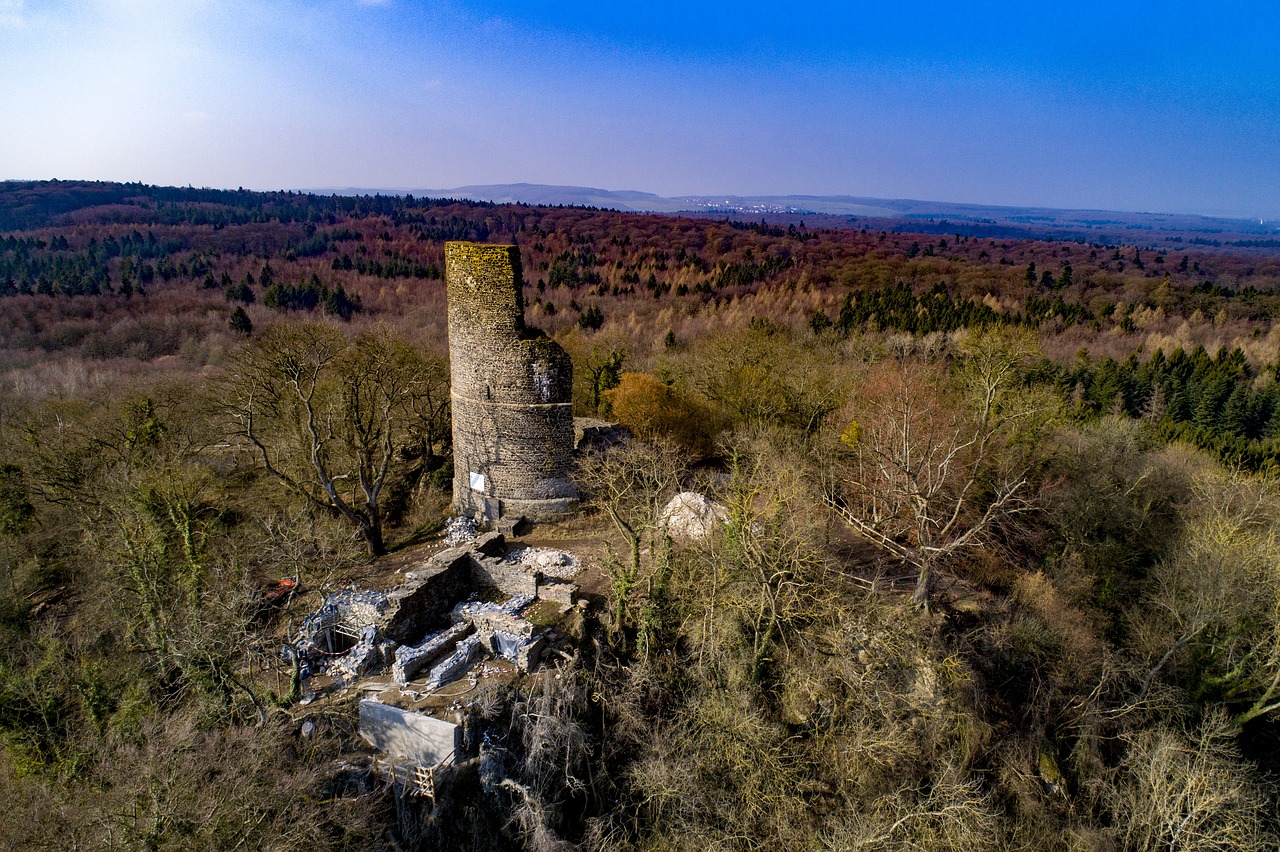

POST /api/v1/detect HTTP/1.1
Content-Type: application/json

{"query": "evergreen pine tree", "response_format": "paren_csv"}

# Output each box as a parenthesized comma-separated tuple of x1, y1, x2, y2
(228, 306, 253, 335)
(1221, 384, 1251, 436)
(1058, 262, 1073, 290)
(809, 309, 833, 334)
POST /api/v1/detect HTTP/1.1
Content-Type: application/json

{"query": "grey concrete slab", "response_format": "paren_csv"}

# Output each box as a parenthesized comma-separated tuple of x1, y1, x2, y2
(359, 700, 461, 767)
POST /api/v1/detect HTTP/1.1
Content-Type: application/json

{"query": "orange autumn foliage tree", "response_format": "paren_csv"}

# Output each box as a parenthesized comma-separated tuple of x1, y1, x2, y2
(605, 372, 718, 457)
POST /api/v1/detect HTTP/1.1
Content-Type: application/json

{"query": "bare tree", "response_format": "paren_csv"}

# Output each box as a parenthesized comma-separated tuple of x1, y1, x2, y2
(575, 440, 683, 646)
(1113, 711, 1278, 851)
(826, 769, 1001, 850)
(222, 324, 444, 556)
(830, 329, 1055, 606)
(709, 447, 833, 684)
(1140, 468, 1280, 725)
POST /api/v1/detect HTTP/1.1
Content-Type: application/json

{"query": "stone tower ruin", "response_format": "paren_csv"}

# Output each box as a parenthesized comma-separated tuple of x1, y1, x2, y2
(446, 242, 577, 522)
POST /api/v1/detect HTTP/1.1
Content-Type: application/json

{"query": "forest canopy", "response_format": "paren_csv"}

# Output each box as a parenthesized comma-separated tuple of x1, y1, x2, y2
(1, 181, 1279, 849)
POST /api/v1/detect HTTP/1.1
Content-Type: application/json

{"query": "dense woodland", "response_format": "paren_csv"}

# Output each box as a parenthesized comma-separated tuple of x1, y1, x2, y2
(2, 180, 1280, 849)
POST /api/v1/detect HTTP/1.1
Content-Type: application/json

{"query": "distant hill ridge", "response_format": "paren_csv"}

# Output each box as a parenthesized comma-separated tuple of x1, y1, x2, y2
(3, 179, 1277, 250)
(301, 182, 1278, 247)
(312, 182, 1276, 234)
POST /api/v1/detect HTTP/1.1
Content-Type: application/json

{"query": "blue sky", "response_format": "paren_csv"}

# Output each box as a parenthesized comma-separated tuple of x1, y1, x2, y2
(2, 1, 1277, 218)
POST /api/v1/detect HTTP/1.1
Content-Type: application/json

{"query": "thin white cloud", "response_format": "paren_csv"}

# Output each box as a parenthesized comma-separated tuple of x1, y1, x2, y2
(0, 0, 23, 29)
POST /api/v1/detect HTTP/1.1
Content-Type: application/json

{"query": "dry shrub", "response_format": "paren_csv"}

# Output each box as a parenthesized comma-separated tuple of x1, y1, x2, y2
(606, 372, 719, 456)
(820, 765, 1002, 851)
(1135, 466, 1280, 726)
(1045, 419, 1196, 620)
(674, 323, 852, 434)
(0, 713, 389, 851)
(1012, 571, 1105, 689)
(0, 751, 71, 851)
(623, 689, 813, 849)
(817, 601, 988, 796)
(957, 548, 1022, 591)
(1112, 712, 1278, 851)
(495, 666, 599, 852)
(588, 472, 996, 849)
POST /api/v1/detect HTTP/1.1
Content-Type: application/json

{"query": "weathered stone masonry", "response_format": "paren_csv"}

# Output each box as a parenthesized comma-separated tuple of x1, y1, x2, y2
(446, 242, 577, 521)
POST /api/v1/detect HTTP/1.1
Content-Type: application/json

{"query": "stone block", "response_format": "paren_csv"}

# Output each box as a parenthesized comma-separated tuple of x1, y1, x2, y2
(491, 630, 545, 672)
(537, 577, 577, 606)
(471, 554, 538, 598)
(474, 531, 506, 557)
(497, 515, 532, 537)
(574, 417, 631, 452)
(384, 552, 473, 644)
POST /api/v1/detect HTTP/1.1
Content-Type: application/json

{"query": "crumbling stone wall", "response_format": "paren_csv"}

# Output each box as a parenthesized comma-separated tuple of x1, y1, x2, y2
(383, 535, 541, 644)
(446, 242, 577, 521)
(383, 552, 474, 644)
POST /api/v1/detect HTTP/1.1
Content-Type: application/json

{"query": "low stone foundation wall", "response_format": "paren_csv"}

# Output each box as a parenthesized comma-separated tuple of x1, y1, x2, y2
(295, 533, 577, 688)
(383, 552, 474, 644)
(384, 534, 543, 643)
(392, 622, 471, 685)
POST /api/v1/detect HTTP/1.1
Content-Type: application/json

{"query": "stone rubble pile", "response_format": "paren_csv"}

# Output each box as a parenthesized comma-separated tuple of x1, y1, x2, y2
(505, 546, 581, 579)
(444, 516, 479, 546)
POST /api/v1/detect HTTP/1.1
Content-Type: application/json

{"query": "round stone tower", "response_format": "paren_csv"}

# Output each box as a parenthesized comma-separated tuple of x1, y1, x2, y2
(446, 242, 577, 522)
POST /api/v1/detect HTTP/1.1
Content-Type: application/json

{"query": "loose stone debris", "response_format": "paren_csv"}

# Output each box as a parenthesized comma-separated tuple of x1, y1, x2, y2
(573, 418, 631, 453)
(505, 545, 581, 579)
(443, 516, 479, 546)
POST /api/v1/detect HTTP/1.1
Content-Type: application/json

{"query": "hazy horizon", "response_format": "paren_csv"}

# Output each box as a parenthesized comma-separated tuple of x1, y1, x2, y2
(298, 182, 1278, 223)
(3, 1, 1277, 220)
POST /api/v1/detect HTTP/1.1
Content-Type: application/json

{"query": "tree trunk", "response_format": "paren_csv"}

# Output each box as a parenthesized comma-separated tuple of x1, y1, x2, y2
(910, 561, 933, 608)
(359, 520, 385, 557)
